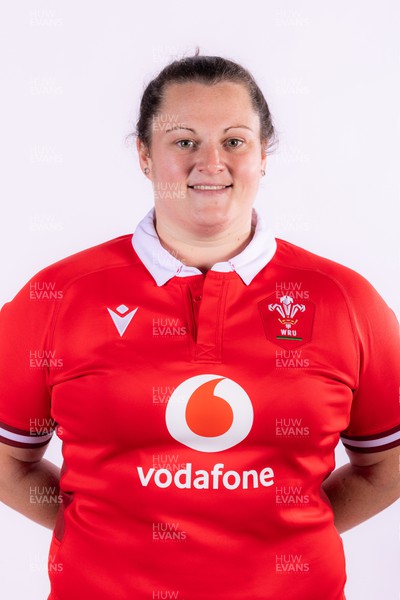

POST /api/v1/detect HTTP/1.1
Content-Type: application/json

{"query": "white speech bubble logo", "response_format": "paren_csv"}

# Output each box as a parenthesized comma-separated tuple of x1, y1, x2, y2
(165, 374, 254, 452)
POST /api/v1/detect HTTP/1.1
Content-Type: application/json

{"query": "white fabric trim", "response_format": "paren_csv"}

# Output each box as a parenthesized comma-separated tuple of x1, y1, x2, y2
(132, 207, 277, 286)
(0, 426, 53, 445)
(340, 430, 400, 448)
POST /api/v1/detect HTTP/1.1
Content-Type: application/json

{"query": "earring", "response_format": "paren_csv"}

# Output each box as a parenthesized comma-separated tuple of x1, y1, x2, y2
(261, 169, 266, 177)
(144, 167, 150, 175)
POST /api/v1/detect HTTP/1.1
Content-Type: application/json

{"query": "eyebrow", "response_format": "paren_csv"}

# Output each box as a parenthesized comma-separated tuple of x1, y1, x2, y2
(165, 126, 195, 134)
(164, 125, 254, 134)
(224, 125, 253, 132)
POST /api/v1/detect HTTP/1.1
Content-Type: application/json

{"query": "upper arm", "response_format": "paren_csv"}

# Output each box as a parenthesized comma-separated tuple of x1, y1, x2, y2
(0, 440, 48, 464)
(346, 445, 399, 466)
(346, 446, 400, 491)
(0, 441, 50, 489)
(339, 276, 400, 454)
(0, 279, 57, 455)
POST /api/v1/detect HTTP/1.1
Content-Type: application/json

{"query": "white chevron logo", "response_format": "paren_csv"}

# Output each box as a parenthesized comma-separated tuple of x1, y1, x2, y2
(107, 304, 138, 337)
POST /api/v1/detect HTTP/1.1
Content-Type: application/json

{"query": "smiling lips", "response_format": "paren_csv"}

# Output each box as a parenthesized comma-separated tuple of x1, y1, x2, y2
(188, 184, 233, 191)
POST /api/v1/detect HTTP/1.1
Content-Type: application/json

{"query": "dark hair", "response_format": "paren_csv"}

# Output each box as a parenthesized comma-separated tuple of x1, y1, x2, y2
(135, 51, 277, 153)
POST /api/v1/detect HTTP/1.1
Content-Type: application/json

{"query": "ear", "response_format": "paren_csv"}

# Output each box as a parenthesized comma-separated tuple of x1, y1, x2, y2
(261, 141, 267, 172)
(136, 138, 153, 180)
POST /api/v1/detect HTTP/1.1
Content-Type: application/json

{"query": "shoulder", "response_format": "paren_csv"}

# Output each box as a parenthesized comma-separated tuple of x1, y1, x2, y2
(2, 234, 138, 310)
(26, 234, 137, 290)
(272, 239, 399, 341)
(271, 239, 400, 350)
(272, 238, 381, 303)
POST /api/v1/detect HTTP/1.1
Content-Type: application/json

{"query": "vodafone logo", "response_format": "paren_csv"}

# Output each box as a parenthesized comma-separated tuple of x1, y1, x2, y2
(165, 374, 254, 453)
(136, 375, 275, 490)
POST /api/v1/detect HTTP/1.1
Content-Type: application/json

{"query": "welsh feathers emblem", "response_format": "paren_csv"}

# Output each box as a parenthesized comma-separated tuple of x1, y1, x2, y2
(267, 296, 305, 332)
(258, 294, 315, 349)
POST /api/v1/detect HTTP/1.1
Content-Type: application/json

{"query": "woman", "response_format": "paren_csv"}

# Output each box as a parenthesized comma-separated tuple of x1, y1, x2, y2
(0, 54, 399, 600)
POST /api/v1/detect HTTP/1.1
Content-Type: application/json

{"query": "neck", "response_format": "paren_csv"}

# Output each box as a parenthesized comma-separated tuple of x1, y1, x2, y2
(154, 212, 255, 272)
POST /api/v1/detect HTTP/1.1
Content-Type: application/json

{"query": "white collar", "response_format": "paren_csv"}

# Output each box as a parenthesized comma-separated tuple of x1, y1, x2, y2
(132, 207, 276, 286)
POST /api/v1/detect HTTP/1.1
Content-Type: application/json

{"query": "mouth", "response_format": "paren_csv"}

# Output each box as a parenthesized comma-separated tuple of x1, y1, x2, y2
(188, 184, 233, 192)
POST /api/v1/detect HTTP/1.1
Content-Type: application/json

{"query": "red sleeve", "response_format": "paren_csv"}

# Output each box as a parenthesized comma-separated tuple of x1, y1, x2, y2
(0, 273, 61, 448)
(339, 274, 400, 453)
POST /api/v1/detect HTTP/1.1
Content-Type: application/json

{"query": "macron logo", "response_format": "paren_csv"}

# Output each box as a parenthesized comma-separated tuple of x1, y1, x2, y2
(107, 304, 138, 337)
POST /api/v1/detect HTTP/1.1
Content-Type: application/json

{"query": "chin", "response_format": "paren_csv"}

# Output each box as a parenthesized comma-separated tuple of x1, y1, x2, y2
(187, 206, 237, 232)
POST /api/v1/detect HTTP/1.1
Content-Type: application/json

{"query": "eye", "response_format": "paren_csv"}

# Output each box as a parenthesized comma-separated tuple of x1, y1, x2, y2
(225, 138, 244, 149)
(176, 139, 196, 149)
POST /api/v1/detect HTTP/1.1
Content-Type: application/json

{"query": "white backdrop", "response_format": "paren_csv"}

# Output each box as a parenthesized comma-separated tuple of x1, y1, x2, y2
(0, 1, 399, 599)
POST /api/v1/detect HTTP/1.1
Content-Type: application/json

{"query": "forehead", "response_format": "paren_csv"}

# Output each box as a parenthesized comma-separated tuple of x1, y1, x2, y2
(157, 81, 259, 129)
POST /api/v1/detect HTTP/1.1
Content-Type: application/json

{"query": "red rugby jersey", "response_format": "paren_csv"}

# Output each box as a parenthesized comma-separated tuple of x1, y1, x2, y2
(0, 208, 399, 600)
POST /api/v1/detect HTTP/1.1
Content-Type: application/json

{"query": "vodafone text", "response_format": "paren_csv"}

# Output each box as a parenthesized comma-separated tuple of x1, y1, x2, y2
(137, 462, 275, 490)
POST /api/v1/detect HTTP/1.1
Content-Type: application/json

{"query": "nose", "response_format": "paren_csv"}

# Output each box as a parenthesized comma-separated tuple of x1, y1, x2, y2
(195, 144, 225, 174)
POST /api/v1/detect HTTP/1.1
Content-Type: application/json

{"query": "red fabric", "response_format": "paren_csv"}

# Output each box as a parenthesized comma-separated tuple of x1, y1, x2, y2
(0, 235, 398, 600)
